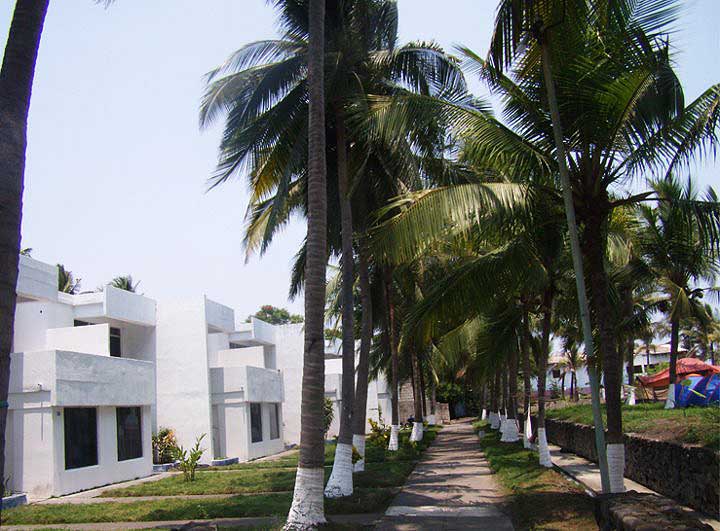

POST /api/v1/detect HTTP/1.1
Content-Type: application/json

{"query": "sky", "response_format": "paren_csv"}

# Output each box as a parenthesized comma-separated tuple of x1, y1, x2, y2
(1, 0, 718, 321)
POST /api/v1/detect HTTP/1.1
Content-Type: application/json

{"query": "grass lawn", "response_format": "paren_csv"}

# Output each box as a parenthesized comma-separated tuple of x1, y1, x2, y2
(100, 461, 416, 497)
(476, 422, 596, 531)
(546, 402, 720, 448)
(2, 488, 398, 526)
(5, 426, 442, 525)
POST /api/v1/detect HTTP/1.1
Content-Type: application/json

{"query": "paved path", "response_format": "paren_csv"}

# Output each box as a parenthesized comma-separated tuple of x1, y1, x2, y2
(376, 420, 514, 530)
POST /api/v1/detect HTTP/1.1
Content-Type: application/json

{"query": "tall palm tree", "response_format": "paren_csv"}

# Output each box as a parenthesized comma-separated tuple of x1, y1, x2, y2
(0, 0, 50, 507)
(638, 178, 719, 407)
(285, 0, 327, 526)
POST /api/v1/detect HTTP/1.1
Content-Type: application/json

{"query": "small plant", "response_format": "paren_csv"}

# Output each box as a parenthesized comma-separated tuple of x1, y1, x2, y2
(351, 445, 362, 464)
(367, 417, 390, 446)
(323, 398, 334, 437)
(172, 434, 206, 482)
(152, 427, 178, 464)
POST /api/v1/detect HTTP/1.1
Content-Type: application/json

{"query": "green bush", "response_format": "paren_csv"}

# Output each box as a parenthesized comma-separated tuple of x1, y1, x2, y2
(152, 427, 177, 465)
(172, 434, 206, 482)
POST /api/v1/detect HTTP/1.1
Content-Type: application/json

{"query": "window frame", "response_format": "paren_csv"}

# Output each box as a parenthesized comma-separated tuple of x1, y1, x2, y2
(269, 403, 280, 440)
(116, 406, 143, 462)
(109, 327, 122, 357)
(64, 407, 99, 470)
(250, 403, 263, 443)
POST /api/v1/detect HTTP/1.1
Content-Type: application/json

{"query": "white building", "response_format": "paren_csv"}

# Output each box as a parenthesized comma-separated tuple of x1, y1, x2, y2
(155, 298, 284, 464)
(7, 256, 156, 499)
(6, 256, 391, 499)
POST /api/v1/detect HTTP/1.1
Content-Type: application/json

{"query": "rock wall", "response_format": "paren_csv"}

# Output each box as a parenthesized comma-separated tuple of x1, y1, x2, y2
(534, 416, 719, 516)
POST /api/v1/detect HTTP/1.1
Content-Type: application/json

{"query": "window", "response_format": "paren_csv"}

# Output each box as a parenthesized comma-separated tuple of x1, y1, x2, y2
(116, 407, 143, 461)
(110, 327, 122, 357)
(74, 320, 91, 327)
(64, 408, 98, 469)
(250, 403, 263, 443)
(551, 369, 561, 379)
(269, 403, 280, 440)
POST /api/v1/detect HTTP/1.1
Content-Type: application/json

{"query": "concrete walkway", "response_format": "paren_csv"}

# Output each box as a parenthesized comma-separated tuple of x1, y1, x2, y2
(376, 420, 514, 530)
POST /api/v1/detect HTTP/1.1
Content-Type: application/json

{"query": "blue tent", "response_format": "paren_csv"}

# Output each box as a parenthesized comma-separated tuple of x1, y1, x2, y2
(676, 374, 720, 407)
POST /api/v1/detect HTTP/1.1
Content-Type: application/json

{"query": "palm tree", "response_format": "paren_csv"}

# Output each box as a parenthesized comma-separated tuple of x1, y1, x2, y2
(58, 264, 81, 294)
(285, 0, 327, 527)
(0, 0, 50, 507)
(638, 178, 719, 407)
(484, 0, 719, 492)
(109, 274, 140, 293)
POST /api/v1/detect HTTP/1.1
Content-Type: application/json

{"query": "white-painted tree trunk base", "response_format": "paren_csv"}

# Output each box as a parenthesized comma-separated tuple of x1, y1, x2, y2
(410, 421, 424, 442)
(626, 387, 636, 406)
(388, 425, 400, 451)
(481, 409, 487, 421)
(352, 434, 365, 473)
(523, 410, 533, 449)
(500, 419, 520, 442)
(665, 384, 676, 409)
(426, 414, 436, 425)
(285, 467, 326, 530)
(489, 412, 501, 430)
(537, 428, 552, 468)
(324, 443, 353, 498)
(607, 443, 626, 493)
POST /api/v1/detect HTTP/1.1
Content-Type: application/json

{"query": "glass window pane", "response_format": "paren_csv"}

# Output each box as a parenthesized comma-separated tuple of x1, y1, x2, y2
(269, 403, 280, 440)
(117, 407, 143, 461)
(250, 403, 262, 443)
(110, 328, 122, 357)
(64, 408, 98, 469)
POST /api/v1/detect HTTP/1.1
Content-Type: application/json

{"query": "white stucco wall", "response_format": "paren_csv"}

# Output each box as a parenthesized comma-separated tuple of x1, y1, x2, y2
(103, 287, 156, 326)
(212, 346, 265, 368)
(205, 297, 235, 333)
(155, 299, 213, 463)
(46, 324, 110, 356)
(51, 405, 152, 497)
(16, 256, 58, 302)
(13, 301, 74, 352)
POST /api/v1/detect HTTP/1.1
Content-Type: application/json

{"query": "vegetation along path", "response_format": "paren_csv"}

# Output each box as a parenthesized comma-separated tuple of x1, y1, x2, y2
(376, 419, 513, 530)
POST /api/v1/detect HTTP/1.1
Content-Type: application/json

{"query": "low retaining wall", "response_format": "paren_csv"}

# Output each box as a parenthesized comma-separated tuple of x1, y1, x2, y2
(532, 416, 719, 515)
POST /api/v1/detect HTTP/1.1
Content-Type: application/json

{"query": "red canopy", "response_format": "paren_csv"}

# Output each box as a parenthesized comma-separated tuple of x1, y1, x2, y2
(637, 358, 720, 388)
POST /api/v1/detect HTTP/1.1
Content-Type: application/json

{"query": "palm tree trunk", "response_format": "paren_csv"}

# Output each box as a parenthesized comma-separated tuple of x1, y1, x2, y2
(627, 337, 635, 386)
(538, 34, 610, 493)
(0, 0, 49, 508)
(521, 309, 532, 420)
(286, 0, 327, 525)
(419, 357, 427, 418)
(560, 374, 565, 399)
(666, 316, 680, 409)
(351, 246, 372, 472)
(324, 110, 355, 499)
(501, 348, 520, 442)
(490, 370, 500, 429)
(385, 267, 400, 451)
(537, 297, 552, 467)
(583, 213, 625, 492)
(409, 347, 423, 441)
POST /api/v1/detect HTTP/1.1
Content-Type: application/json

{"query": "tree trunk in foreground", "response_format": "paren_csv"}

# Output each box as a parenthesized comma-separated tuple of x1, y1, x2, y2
(286, 0, 327, 526)
(583, 212, 625, 492)
(0, 0, 49, 512)
(521, 309, 532, 419)
(351, 247, 372, 472)
(409, 347, 424, 441)
(385, 268, 400, 451)
(324, 111, 355, 498)
(538, 30, 610, 492)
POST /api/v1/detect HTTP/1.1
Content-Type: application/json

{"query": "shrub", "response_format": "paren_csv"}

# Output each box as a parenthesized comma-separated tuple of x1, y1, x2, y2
(323, 398, 334, 437)
(172, 434, 206, 482)
(152, 427, 177, 464)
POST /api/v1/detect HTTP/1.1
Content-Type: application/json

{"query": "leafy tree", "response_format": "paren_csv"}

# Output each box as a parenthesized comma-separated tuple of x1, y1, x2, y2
(250, 305, 304, 325)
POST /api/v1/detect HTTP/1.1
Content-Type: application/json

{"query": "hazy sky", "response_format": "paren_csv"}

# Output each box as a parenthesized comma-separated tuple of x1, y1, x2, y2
(1, 0, 718, 320)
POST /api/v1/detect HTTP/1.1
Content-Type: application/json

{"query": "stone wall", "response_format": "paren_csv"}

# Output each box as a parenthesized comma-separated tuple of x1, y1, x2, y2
(533, 416, 719, 516)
